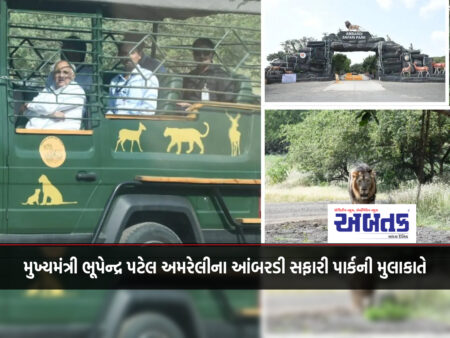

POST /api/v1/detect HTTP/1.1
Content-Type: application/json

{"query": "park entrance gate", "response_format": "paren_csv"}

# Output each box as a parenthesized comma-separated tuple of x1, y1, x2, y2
(267, 30, 444, 82)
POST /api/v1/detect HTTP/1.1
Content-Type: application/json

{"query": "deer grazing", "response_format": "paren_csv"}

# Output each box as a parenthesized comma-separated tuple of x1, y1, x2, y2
(413, 62, 430, 77)
(432, 62, 445, 75)
(401, 62, 411, 77)
(115, 122, 147, 152)
(226, 113, 241, 157)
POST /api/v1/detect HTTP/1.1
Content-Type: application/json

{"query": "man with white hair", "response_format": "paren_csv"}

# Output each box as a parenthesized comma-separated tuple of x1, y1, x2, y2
(22, 60, 86, 130)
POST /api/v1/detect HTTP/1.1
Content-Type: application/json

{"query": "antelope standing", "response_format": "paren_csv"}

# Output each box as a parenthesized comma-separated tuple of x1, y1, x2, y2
(115, 122, 147, 152)
(432, 62, 445, 75)
(413, 62, 430, 77)
(401, 62, 411, 77)
(226, 113, 241, 157)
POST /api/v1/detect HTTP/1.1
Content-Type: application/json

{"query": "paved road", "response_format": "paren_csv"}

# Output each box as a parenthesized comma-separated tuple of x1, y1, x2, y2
(265, 80, 445, 102)
(265, 201, 339, 225)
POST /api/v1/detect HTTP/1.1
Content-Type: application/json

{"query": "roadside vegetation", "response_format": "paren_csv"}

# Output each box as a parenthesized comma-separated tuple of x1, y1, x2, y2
(265, 110, 450, 228)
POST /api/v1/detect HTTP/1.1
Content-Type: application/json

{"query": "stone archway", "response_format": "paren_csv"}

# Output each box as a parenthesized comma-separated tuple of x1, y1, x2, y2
(266, 29, 444, 83)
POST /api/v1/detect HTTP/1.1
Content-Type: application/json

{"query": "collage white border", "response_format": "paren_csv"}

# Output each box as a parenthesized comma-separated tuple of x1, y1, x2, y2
(260, 2, 450, 337)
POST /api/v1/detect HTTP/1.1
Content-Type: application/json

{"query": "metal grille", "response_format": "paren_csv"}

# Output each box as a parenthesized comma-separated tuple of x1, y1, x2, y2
(7, 9, 260, 124)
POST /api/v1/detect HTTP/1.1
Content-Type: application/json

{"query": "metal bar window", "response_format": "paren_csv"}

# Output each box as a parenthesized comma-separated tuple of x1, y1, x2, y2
(102, 14, 260, 115)
(6, 8, 260, 124)
(7, 9, 99, 130)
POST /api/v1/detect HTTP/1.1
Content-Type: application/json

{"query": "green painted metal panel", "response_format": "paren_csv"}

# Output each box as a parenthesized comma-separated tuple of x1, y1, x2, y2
(3, 5, 260, 237)
(0, 290, 107, 324)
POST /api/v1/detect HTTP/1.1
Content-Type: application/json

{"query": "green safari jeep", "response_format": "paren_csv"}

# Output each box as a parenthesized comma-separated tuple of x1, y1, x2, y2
(0, 0, 261, 243)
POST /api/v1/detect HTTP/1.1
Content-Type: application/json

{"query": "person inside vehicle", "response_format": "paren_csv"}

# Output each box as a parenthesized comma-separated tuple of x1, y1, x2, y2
(46, 35, 93, 93)
(107, 36, 159, 115)
(123, 32, 167, 74)
(179, 38, 236, 106)
(21, 60, 85, 130)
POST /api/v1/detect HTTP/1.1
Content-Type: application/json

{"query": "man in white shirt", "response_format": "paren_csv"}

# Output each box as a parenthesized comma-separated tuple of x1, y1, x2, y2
(45, 36, 94, 93)
(22, 60, 85, 130)
(107, 37, 159, 115)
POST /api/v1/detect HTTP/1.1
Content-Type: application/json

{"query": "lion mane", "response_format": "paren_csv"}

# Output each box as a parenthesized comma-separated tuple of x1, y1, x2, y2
(349, 163, 376, 204)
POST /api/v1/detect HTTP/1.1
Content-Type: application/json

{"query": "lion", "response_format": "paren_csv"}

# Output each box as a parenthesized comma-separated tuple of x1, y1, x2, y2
(345, 20, 362, 31)
(38, 174, 77, 205)
(164, 122, 209, 155)
(349, 163, 377, 311)
(22, 189, 41, 205)
(349, 164, 376, 204)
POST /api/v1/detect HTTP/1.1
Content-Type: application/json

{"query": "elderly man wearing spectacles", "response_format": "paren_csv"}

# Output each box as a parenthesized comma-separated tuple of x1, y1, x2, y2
(21, 60, 85, 130)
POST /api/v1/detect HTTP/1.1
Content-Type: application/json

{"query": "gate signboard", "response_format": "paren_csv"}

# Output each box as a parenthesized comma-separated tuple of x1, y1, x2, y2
(337, 31, 372, 42)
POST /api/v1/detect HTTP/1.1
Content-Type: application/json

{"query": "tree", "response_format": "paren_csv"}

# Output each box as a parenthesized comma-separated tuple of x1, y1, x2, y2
(286, 111, 372, 182)
(362, 54, 377, 75)
(350, 63, 363, 74)
(265, 110, 308, 154)
(431, 56, 445, 63)
(267, 37, 315, 62)
(285, 110, 450, 188)
(280, 37, 314, 53)
(267, 51, 286, 62)
(332, 54, 351, 74)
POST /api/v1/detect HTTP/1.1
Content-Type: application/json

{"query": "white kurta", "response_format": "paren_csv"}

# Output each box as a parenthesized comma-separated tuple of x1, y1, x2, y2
(25, 82, 86, 130)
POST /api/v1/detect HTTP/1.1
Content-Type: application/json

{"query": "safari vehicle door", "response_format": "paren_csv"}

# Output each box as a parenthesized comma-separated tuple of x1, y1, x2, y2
(4, 3, 103, 242)
(95, 0, 261, 243)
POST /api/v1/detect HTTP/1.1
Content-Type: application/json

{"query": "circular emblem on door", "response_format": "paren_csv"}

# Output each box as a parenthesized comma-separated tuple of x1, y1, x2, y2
(39, 136, 66, 168)
(299, 52, 306, 58)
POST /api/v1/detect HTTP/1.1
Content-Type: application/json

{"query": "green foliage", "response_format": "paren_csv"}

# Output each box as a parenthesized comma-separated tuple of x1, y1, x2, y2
(432, 56, 445, 63)
(364, 300, 411, 321)
(267, 157, 290, 184)
(265, 110, 308, 154)
(349, 63, 363, 74)
(362, 54, 377, 75)
(331, 53, 350, 74)
(9, 12, 93, 83)
(280, 37, 314, 53)
(267, 51, 286, 62)
(390, 182, 450, 228)
(266, 37, 314, 63)
(285, 110, 450, 188)
(356, 110, 379, 126)
(286, 111, 372, 182)
(8, 11, 260, 88)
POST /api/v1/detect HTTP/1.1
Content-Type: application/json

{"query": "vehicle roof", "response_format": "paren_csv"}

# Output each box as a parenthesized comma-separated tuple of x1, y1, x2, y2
(8, 0, 260, 20)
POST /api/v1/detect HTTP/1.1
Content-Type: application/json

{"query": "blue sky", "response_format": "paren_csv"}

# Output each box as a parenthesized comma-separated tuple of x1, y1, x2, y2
(263, 0, 447, 64)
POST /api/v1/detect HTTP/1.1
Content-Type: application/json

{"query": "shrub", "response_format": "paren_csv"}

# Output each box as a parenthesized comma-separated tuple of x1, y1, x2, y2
(267, 158, 290, 184)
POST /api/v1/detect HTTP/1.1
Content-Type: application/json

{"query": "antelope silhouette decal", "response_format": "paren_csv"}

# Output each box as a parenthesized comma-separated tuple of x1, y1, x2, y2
(226, 113, 241, 156)
(115, 122, 147, 152)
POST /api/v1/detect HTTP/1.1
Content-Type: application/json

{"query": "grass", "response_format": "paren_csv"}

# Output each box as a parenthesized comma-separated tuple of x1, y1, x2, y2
(365, 300, 411, 321)
(365, 291, 450, 324)
(389, 182, 450, 229)
(265, 155, 388, 202)
(265, 155, 449, 228)
(267, 183, 354, 202)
